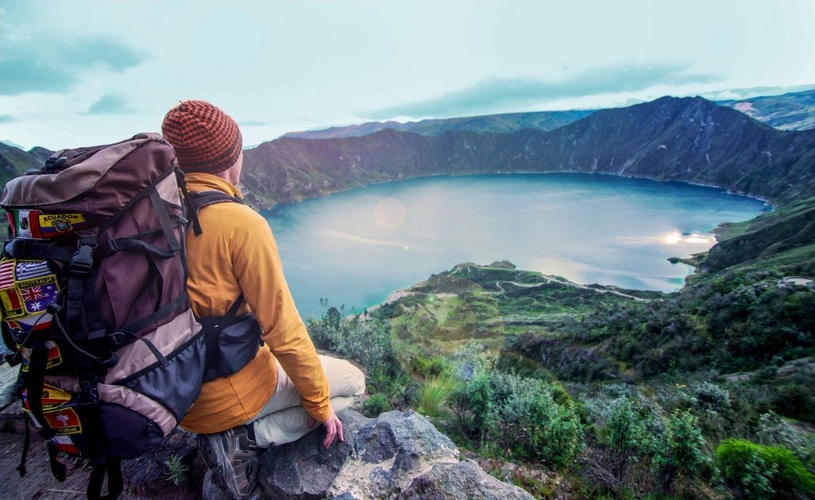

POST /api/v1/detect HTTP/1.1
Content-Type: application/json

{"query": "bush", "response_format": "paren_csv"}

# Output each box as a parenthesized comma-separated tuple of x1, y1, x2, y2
(308, 307, 392, 371)
(411, 355, 451, 378)
(770, 383, 815, 423)
(307, 305, 410, 404)
(452, 372, 583, 468)
(362, 393, 390, 417)
(417, 374, 461, 417)
(448, 343, 494, 381)
(755, 412, 815, 464)
(599, 398, 652, 456)
(451, 373, 493, 439)
(652, 410, 714, 495)
(717, 439, 776, 500)
(716, 438, 815, 499)
(691, 381, 730, 412)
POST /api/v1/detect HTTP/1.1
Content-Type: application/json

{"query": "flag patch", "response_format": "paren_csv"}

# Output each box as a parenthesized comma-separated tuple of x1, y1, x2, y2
(11, 209, 43, 239)
(50, 435, 80, 455)
(42, 407, 82, 435)
(38, 213, 90, 238)
(22, 383, 71, 410)
(20, 340, 63, 371)
(0, 259, 60, 332)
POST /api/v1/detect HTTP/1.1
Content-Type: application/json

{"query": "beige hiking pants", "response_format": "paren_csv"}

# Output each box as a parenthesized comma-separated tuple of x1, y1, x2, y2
(248, 355, 366, 447)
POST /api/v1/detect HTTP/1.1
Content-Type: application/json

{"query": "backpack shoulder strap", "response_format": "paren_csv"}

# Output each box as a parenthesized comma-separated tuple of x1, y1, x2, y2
(175, 168, 243, 236)
(188, 190, 244, 212)
(183, 189, 243, 236)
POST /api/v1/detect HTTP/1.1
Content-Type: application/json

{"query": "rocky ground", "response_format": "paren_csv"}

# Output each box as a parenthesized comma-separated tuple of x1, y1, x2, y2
(0, 418, 203, 500)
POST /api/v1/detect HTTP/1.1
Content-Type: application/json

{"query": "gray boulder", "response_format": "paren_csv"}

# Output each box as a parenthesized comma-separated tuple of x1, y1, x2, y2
(398, 460, 536, 500)
(202, 409, 534, 500)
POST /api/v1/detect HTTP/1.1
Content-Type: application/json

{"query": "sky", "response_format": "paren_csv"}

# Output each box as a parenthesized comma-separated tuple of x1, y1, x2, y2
(1, 0, 813, 151)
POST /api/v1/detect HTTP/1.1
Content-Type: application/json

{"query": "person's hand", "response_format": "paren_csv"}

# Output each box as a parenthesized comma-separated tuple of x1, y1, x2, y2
(307, 409, 344, 449)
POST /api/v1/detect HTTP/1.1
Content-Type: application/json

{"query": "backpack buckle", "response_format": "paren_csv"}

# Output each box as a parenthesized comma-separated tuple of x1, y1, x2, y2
(70, 244, 95, 276)
(77, 378, 99, 407)
(4, 239, 23, 257)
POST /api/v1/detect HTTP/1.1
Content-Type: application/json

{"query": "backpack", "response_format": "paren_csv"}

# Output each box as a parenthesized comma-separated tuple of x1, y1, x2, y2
(0, 133, 253, 499)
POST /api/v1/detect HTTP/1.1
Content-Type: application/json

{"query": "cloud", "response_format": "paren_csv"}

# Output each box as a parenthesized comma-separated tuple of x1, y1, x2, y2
(367, 63, 720, 119)
(0, 36, 147, 96)
(239, 120, 273, 127)
(0, 115, 17, 124)
(81, 94, 135, 115)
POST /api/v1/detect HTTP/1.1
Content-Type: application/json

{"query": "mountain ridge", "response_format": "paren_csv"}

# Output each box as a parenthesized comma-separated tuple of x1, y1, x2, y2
(282, 89, 815, 140)
(240, 95, 815, 210)
(283, 109, 596, 139)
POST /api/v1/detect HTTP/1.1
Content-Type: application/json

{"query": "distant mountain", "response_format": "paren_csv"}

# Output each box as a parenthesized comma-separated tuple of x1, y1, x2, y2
(27, 146, 54, 165)
(0, 142, 47, 187)
(719, 89, 815, 131)
(282, 90, 815, 141)
(283, 110, 596, 139)
(242, 95, 815, 210)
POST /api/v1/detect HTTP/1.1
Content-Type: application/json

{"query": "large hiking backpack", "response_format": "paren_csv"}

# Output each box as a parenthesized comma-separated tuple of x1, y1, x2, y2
(0, 133, 207, 499)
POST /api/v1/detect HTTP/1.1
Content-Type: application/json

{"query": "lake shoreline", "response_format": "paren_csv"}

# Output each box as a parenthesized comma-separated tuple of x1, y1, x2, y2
(267, 173, 767, 318)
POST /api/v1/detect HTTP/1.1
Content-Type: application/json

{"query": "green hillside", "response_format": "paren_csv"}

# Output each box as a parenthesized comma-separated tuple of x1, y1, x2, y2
(702, 197, 815, 275)
(307, 198, 815, 499)
(0, 142, 41, 186)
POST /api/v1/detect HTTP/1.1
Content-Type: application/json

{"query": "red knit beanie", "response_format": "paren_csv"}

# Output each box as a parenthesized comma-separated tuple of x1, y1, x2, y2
(161, 100, 243, 174)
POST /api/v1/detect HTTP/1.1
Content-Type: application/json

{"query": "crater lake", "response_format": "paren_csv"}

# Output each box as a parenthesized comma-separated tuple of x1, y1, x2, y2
(262, 173, 769, 318)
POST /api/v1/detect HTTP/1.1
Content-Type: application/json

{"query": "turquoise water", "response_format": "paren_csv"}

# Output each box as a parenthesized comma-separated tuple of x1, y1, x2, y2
(263, 173, 769, 318)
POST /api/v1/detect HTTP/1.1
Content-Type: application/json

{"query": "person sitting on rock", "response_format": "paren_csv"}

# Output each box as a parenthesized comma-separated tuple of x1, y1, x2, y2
(161, 100, 366, 499)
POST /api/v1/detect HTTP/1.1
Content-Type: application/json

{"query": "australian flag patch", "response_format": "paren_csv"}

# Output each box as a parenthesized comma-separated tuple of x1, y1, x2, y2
(0, 258, 60, 332)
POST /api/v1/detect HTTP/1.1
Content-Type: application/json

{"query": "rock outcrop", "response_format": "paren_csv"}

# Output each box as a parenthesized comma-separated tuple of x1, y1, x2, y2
(0, 364, 533, 500)
(203, 409, 534, 500)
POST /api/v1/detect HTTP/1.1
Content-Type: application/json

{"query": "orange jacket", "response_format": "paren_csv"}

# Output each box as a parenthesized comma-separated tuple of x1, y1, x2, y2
(179, 173, 330, 433)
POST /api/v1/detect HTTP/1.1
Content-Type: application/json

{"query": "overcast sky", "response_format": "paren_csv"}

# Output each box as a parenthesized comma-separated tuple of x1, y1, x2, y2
(1, 0, 813, 150)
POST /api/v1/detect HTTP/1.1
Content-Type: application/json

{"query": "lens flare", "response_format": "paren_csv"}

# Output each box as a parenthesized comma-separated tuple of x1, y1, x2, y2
(373, 197, 407, 230)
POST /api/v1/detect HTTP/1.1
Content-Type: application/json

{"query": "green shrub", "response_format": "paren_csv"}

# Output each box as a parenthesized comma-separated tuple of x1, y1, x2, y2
(308, 304, 417, 409)
(770, 383, 815, 423)
(448, 343, 494, 381)
(756, 412, 815, 464)
(411, 355, 451, 378)
(652, 410, 714, 494)
(453, 372, 583, 467)
(691, 381, 730, 412)
(417, 373, 461, 417)
(164, 454, 190, 486)
(451, 373, 493, 438)
(599, 398, 652, 456)
(716, 438, 815, 499)
(667, 410, 713, 478)
(761, 445, 815, 497)
(362, 393, 390, 417)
